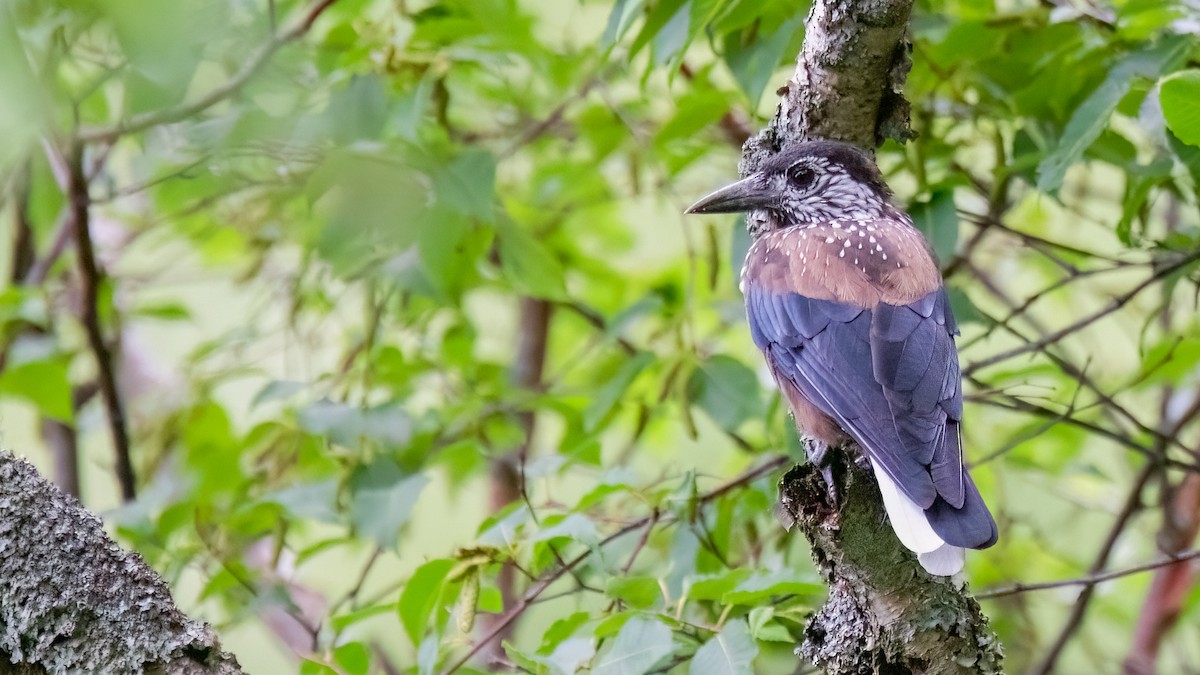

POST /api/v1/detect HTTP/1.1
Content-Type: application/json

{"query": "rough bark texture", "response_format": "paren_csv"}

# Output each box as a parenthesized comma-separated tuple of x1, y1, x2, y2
(741, 0, 915, 179)
(0, 452, 243, 674)
(745, 1, 1005, 672)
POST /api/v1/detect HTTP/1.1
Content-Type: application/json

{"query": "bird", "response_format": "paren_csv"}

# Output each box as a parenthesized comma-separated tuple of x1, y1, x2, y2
(685, 140, 997, 576)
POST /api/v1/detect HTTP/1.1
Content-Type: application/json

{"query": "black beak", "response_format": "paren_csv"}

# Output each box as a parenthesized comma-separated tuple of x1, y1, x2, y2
(684, 176, 775, 214)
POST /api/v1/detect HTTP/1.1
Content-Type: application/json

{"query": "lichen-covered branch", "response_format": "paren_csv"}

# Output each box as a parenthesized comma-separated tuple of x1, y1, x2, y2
(0, 452, 243, 674)
(780, 464, 1002, 673)
(744, 1, 1004, 671)
(741, 0, 915, 178)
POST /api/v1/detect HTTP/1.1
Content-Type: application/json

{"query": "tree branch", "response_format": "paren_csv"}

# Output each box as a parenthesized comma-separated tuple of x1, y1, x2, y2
(66, 141, 136, 502)
(977, 549, 1200, 600)
(77, 0, 340, 143)
(0, 452, 242, 673)
(479, 296, 552, 666)
(1029, 462, 1154, 674)
(738, 2, 1003, 671)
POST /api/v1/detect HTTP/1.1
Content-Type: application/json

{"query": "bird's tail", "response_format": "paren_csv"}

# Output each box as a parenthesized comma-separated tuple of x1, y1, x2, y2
(873, 465, 997, 576)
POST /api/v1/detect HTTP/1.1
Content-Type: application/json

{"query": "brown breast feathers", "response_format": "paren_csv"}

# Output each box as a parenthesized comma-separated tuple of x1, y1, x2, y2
(741, 217, 943, 307)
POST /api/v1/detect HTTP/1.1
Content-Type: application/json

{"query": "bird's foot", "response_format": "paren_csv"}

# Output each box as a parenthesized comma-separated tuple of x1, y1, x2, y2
(803, 438, 840, 505)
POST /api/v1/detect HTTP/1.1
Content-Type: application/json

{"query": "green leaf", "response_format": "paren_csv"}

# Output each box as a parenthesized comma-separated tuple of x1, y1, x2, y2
(539, 611, 591, 654)
(133, 301, 191, 321)
(252, 380, 307, 408)
(332, 642, 370, 675)
(909, 190, 959, 265)
(261, 480, 341, 524)
(497, 222, 568, 300)
(592, 616, 674, 675)
(299, 660, 337, 675)
(1116, 157, 1173, 244)
(688, 569, 752, 601)
(1037, 37, 1189, 192)
(435, 149, 497, 219)
(533, 513, 600, 546)
(585, 352, 655, 430)
(690, 619, 757, 675)
(349, 458, 428, 548)
(297, 400, 412, 448)
(330, 603, 394, 632)
(687, 355, 761, 432)
(398, 558, 456, 646)
(325, 75, 391, 142)
(944, 287, 982, 327)
(722, 569, 823, 605)
(724, 15, 802, 105)
(603, 0, 646, 47)
(1160, 70, 1200, 147)
(746, 607, 792, 642)
(0, 359, 73, 422)
(606, 576, 662, 609)
(542, 638, 597, 675)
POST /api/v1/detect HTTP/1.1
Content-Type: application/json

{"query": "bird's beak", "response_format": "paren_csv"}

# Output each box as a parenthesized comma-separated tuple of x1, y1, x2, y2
(684, 176, 774, 214)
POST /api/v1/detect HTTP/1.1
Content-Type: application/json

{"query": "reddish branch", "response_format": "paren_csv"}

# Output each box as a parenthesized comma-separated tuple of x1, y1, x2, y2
(1125, 473, 1200, 674)
(479, 297, 552, 665)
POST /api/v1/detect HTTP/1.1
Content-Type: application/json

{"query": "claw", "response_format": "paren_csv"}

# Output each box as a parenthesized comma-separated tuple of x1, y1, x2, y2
(804, 438, 840, 505)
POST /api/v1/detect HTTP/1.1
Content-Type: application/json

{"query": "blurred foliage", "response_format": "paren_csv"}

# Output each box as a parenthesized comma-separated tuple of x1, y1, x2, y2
(2, 0, 1200, 672)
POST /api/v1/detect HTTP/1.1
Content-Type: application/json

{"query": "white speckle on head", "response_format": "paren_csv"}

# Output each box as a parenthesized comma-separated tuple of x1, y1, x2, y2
(832, 221, 840, 229)
(843, 240, 851, 248)
(869, 235, 876, 243)
(882, 253, 888, 260)
(857, 243, 862, 249)
(839, 249, 845, 258)
(825, 236, 835, 244)
(876, 245, 883, 252)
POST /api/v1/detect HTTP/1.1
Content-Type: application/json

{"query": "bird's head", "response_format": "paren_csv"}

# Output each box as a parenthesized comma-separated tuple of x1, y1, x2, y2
(685, 140, 893, 238)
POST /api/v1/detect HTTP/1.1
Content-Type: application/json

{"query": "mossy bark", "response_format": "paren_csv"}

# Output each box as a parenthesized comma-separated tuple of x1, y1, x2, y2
(780, 459, 1003, 674)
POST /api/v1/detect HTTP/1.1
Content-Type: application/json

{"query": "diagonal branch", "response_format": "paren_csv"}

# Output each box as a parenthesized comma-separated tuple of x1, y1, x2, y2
(77, 0, 340, 144)
(977, 548, 1200, 600)
(966, 250, 1200, 375)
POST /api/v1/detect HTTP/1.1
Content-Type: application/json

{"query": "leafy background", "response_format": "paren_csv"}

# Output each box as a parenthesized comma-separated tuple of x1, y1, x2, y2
(2, 0, 1200, 672)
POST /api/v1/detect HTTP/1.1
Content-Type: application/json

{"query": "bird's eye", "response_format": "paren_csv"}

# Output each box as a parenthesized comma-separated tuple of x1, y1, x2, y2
(788, 164, 816, 190)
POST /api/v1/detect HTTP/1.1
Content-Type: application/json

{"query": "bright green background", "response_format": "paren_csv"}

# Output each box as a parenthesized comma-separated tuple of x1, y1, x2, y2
(2, 0, 1200, 672)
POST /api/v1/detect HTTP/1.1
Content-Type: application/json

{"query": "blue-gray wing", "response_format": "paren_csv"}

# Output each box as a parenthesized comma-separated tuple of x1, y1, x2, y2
(746, 283, 997, 549)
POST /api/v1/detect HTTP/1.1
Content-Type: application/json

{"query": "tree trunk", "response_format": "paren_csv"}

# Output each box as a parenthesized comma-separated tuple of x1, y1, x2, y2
(751, 1, 1005, 672)
(0, 452, 243, 674)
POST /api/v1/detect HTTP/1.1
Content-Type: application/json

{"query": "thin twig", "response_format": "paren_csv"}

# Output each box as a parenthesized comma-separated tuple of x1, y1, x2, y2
(977, 549, 1200, 600)
(966, 250, 1200, 375)
(441, 455, 786, 674)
